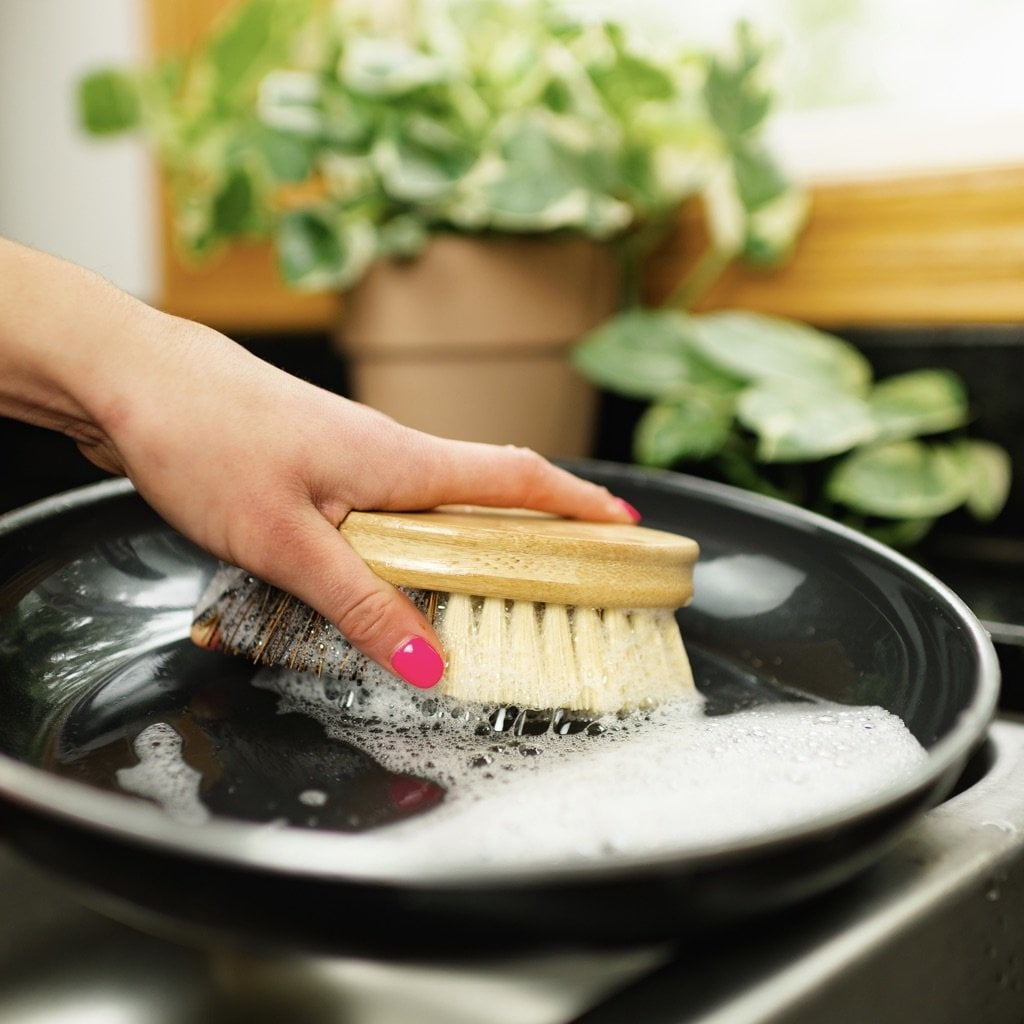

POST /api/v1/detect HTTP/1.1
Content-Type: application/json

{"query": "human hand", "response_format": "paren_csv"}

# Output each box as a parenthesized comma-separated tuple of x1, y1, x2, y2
(0, 239, 638, 687)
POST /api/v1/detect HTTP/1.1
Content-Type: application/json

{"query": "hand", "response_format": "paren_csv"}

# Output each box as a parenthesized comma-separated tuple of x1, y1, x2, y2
(0, 239, 638, 687)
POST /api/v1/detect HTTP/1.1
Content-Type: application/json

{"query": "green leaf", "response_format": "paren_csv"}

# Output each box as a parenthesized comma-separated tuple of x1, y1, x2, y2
(258, 127, 314, 182)
(341, 37, 450, 97)
(634, 393, 735, 466)
(742, 185, 808, 266)
(951, 439, 1012, 521)
(78, 70, 140, 135)
(703, 23, 772, 142)
(689, 311, 873, 393)
(827, 441, 969, 519)
(731, 140, 790, 212)
(572, 309, 742, 400)
(588, 32, 675, 112)
(211, 169, 258, 235)
(737, 380, 876, 462)
(258, 69, 323, 137)
(867, 369, 970, 441)
(374, 130, 475, 203)
(209, 0, 275, 97)
(479, 115, 611, 228)
(868, 517, 937, 549)
(276, 209, 375, 290)
(207, 0, 315, 102)
(377, 215, 428, 258)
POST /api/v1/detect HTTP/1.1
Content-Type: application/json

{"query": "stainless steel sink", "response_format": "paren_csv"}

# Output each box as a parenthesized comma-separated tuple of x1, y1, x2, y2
(0, 851, 211, 1023)
(0, 845, 662, 1024)
(3, 716, 1024, 1024)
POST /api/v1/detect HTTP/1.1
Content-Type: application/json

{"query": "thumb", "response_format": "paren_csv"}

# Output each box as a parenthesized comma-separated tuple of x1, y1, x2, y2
(260, 511, 445, 690)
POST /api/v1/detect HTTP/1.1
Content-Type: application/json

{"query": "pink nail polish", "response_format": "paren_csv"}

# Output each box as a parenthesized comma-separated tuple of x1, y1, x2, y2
(616, 497, 642, 524)
(390, 636, 445, 688)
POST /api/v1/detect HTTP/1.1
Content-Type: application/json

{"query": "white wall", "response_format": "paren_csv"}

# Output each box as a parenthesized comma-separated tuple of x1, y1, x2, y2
(0, 0, 157, 300)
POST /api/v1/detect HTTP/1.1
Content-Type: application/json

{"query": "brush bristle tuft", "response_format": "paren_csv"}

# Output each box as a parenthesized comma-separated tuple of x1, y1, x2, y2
(434, 595, 693, 714)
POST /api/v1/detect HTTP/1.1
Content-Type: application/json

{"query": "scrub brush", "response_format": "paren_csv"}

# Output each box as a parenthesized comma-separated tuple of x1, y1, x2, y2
(191, 507, 699, 715)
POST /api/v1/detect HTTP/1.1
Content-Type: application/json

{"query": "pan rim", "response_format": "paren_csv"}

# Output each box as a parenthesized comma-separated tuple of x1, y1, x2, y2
(0, 472, 1001, 889)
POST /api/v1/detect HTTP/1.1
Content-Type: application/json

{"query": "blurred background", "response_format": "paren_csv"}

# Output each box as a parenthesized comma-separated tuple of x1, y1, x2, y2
(5, 0, 1024, 298)
(2, 0, 1023, 553)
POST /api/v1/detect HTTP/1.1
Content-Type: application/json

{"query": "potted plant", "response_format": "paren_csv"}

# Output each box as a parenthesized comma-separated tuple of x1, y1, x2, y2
(573, 305, 1013, 546)
(79, 0, 804, 455)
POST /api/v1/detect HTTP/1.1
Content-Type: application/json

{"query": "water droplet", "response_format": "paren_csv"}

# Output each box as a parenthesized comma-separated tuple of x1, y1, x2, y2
(514, 709, 552, 736)
(489, 706, 518, 732)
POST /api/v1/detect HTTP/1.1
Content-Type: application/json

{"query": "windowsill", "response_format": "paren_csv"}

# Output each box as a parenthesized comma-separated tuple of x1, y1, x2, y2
(769, 105, 1024, 185)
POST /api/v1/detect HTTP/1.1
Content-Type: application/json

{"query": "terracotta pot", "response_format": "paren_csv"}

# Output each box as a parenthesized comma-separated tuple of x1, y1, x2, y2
(335, 235, 619, 457)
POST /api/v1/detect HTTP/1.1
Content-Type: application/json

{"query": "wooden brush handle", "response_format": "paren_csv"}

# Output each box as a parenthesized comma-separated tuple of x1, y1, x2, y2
(340, 507, 698, 608)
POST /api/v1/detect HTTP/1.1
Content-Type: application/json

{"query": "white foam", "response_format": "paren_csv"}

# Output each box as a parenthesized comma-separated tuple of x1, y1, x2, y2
(116, 721, 210, 826)
(116, 671, 929, 869)
(247, 667, 928, 867)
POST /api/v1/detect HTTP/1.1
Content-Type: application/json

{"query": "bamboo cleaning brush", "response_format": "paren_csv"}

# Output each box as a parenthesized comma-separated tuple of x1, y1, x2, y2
(191, 507, 699, 715)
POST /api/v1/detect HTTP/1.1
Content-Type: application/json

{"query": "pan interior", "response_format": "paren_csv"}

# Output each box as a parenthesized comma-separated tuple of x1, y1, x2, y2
(0, 475, 996, 880)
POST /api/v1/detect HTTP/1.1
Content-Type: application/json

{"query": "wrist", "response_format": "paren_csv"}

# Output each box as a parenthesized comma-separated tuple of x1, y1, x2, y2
(0, 240, 140, 435)
(0, 238, 221, 454)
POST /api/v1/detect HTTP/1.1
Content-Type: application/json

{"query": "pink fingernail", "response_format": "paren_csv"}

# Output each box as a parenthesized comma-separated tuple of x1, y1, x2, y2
(616, 497, 642, 524)
(390, 636, 445, 688)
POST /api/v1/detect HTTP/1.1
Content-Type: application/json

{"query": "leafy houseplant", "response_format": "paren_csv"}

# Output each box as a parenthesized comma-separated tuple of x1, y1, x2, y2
(78, 0, 805, 454)
(79, 0, 803, 290)
(573, 308, 1013, 546)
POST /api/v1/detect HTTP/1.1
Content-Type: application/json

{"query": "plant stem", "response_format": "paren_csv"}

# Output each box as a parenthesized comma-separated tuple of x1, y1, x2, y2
(664, 245, 735, 311)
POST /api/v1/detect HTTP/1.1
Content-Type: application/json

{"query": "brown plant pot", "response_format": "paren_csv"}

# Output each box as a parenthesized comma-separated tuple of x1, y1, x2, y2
(335, 235, 619, 457)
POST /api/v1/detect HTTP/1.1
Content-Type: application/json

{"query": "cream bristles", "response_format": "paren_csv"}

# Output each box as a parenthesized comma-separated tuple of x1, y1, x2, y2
(192, 565, 694, 715)
(435, 594, 694, 714)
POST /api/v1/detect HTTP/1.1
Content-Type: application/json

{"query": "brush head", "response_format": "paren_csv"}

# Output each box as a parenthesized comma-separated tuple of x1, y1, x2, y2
(192, 507, 700, 713)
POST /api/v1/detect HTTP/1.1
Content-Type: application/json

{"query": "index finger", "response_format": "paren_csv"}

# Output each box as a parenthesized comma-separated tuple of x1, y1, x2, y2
(388, 438, 641, 523)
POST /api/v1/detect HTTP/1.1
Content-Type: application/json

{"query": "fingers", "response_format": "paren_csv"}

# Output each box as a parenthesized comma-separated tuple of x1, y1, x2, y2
(386, 435, 643, 523)
(225, 431, 640, 693)
(250, 508, 445, 690)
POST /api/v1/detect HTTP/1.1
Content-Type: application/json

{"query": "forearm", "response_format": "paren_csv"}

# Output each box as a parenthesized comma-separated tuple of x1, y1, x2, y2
(0, 237, 256, 479)
(0, 238, 149, 440)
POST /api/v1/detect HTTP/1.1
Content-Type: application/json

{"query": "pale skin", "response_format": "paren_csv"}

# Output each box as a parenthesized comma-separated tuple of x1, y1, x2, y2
(0, 237, 638, 686)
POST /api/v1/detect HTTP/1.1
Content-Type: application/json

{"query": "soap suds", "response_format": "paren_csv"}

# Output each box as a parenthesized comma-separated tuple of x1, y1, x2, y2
(116, 668, 928, 869)
(116, 721, 209, 826)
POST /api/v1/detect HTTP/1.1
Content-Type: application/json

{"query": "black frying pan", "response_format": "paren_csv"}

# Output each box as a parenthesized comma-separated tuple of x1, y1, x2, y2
(0, 463, 999, 957)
